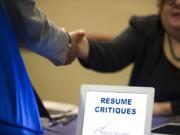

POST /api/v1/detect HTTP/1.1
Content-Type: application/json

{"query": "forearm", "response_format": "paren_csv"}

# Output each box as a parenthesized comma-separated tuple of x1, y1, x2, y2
(14, 0, 70, 65)
(153, 102, 172, 116)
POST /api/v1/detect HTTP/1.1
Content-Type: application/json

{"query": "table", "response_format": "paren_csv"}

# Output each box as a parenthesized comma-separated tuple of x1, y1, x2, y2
(44, 118, 77, 135)
(43, 115, 171, 135)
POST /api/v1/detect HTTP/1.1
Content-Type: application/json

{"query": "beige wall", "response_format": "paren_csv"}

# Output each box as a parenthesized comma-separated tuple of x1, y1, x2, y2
(21, 0, 157, 104)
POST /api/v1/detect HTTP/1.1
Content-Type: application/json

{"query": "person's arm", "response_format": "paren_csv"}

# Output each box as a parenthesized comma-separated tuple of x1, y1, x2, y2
(153, 101, 180, 116)
(77, 25, 145, 72)
(153, 102, 173, 116)
(13, 0, 81, 65)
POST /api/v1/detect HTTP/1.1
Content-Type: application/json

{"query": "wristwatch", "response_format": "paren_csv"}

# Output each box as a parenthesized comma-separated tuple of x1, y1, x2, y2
(66, 32, 72, 49)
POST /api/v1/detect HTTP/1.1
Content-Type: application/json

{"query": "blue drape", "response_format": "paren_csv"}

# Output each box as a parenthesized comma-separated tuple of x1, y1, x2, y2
(0, 1, 43, 134)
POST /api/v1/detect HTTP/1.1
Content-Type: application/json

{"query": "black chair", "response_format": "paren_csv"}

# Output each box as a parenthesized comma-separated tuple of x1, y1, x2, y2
(33, 87, 52, 120)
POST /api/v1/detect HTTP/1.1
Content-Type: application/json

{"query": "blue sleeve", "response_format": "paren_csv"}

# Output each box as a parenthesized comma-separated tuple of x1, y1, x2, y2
(13, 0, 70, 65)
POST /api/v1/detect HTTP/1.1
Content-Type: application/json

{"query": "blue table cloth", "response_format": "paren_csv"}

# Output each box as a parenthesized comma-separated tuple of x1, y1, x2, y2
(0, 1, 43, 134)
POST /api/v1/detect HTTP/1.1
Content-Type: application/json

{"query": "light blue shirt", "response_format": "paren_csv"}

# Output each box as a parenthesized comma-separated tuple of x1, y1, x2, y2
(15, 0, 70, 65)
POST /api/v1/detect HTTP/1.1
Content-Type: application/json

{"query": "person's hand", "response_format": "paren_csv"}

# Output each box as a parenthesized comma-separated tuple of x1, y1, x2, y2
(77, 34, 90, 61)
(153, 102, 172, 116)
(65, 29, 85, 64)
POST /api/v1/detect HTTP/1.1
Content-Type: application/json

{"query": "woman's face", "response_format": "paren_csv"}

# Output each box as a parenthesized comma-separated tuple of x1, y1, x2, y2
(161, 0, 180, 33)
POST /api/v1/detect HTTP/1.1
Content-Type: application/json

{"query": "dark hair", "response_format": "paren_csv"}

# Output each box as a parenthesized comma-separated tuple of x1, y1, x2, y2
(157, 0, 166, 14)
(158, 0, 165, 7)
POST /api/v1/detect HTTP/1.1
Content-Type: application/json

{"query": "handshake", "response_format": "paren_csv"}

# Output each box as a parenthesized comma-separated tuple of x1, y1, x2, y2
(65, 29, 89, 65)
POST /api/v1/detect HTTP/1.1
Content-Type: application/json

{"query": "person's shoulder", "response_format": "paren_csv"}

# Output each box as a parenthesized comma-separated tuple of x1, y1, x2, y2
(129, 15, 162, 36)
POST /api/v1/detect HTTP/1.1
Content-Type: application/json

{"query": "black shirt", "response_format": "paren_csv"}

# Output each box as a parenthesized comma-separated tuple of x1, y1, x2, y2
(80, 15, 180, 115)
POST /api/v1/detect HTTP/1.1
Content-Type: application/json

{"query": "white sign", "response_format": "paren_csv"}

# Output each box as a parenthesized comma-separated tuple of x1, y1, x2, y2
(82, 91, 147, 135)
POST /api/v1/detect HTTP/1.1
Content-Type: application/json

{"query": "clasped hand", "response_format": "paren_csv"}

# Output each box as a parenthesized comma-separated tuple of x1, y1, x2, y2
(65, 29, 89, 64)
